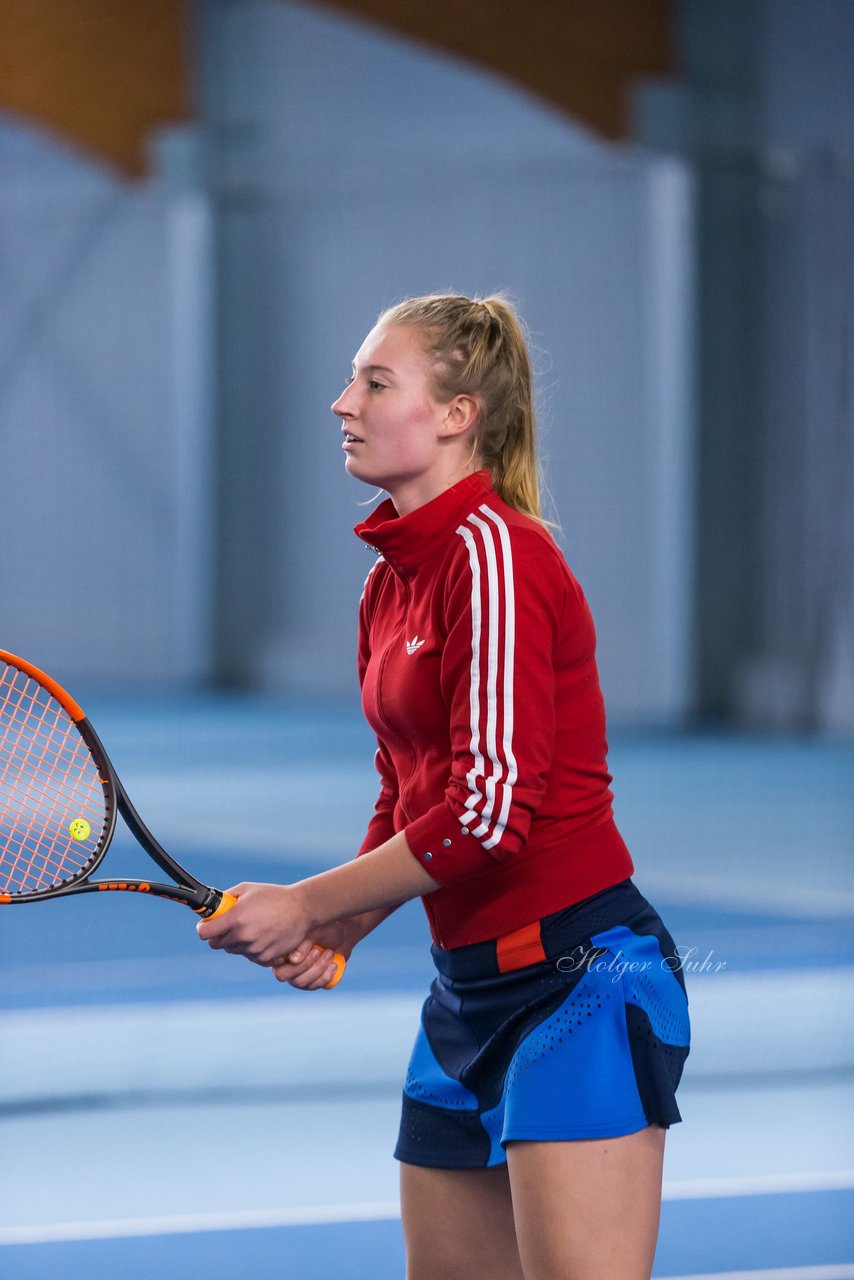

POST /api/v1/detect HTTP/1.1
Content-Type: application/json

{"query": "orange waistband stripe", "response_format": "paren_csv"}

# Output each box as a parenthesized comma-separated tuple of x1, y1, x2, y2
(496, 920, 546, 974)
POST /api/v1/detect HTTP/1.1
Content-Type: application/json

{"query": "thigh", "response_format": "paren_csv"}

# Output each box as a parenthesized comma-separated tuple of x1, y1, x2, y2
(507, 1124, 666, 1280)
(400, 1161, 525, 1280)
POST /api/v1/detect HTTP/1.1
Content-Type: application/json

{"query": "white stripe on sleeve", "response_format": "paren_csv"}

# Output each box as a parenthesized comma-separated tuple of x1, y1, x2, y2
(456, 525, 485, 823)
(480, 505, 517, 848)
(454, 507, 516, 848)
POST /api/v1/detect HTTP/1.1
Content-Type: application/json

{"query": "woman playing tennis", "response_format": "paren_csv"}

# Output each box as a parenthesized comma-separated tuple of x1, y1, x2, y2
(199, 293, 691, 1279)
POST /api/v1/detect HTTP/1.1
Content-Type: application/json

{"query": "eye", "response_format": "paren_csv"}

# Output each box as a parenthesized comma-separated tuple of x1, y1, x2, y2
(368, 379, 387, 392)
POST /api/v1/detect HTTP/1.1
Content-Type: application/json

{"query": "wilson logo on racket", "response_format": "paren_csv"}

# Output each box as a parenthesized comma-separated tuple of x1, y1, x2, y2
(97, 882, 151, 893)
(0, 649, 345, 989)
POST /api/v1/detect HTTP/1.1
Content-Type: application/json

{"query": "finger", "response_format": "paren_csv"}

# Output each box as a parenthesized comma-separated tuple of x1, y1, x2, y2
(274, 946, 336, 989)
(292, 959, 340, 990)
(269, 946, 313, 980)
(255, 941, 296, 968)
(196, 883, 253, 939)
(304, 957, 341, 990)
(197, 906, 241, 943)
(198, 923, 256, 958)
(197, 919, 236, 946)
(273, 940, 324, 972)
(274, 944, 326, 980)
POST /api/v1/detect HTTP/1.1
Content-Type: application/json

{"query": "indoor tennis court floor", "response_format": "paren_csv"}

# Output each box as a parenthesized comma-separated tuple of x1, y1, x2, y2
(1, 695, 852, 1278)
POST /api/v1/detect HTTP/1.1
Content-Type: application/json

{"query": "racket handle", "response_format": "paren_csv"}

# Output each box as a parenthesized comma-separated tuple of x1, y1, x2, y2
(207, 892, 346, 989)
(207, 891, 238, 919)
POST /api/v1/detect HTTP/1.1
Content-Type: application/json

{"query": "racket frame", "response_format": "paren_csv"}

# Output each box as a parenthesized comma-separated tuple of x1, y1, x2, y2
(1, 649, 346, 985)
(0, 649, 226, 917)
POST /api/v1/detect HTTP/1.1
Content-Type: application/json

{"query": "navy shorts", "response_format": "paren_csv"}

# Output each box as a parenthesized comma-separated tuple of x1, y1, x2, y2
(395, 878, 691, 1168)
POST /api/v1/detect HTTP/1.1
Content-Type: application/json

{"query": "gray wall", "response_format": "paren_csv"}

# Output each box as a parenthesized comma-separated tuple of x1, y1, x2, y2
(7, 0, 851, 728)
(637, 0, 854, 730)
(750, 0, 854, 731)
(0, 121, 214, 684)
(1, 0, 697, 721)
(198, 0, 696, 722)
(12, 0, 853, 730)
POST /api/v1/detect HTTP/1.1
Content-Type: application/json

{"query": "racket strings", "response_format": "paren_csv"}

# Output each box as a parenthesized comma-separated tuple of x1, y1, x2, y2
(0, 734, 94, 891)
(0, 664, 108, 895)
(0, 685, 101, 892)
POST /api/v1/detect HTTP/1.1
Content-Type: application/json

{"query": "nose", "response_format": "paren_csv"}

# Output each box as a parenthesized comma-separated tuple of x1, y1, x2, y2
(331, 383, 356, 419)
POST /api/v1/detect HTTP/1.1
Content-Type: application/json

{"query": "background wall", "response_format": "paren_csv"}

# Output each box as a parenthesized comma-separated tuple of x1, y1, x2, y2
(0, 121, 214, 683)
(0, 0, 852, 730)
(638, 0, 854, 729)
(1, 0, 695, 723)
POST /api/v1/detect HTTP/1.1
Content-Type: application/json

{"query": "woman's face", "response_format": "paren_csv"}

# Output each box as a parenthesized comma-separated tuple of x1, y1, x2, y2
(331, 322, 451, 495)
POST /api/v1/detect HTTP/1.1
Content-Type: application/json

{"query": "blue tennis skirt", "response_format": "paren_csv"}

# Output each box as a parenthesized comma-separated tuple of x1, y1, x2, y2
(395, 878, 691, 1169)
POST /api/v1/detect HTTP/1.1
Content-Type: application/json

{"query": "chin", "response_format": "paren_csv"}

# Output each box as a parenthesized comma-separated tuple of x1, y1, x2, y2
(344, 455, 378, 485)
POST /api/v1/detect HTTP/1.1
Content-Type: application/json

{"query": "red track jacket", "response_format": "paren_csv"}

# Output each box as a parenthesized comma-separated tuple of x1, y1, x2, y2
(354, 469, 633, 949)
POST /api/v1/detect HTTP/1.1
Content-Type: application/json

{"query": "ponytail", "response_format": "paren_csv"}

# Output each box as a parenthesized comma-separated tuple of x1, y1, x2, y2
(379, 293, 548, 526)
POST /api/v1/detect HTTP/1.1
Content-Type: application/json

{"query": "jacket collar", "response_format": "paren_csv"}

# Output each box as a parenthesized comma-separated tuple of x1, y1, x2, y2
(354, 469, 494, 577)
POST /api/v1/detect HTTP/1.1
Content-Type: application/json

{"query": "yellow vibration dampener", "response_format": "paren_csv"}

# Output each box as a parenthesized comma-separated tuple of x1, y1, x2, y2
(69, 819, 91, 841)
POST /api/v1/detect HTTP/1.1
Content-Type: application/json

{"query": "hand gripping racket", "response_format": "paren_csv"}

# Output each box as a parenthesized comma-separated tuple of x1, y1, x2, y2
(0, 650, 345, 988)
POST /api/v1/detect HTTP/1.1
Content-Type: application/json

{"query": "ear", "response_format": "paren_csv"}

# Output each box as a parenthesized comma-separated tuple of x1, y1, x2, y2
(440, 394, 479, 439)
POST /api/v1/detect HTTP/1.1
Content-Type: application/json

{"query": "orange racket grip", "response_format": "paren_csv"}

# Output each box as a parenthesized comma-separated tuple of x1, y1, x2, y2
(324, 951, 346, 989)
(206, 891, 238, 919)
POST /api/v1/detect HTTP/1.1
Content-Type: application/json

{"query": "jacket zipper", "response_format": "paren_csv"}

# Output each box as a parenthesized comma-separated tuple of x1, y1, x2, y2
(375, 575, 417, 814)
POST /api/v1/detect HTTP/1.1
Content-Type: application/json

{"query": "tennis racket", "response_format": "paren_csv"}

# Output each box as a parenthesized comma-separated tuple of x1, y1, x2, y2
(0, 649, 345, 988)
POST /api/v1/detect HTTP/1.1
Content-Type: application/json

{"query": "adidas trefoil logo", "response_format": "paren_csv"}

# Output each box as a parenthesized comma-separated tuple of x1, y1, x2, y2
(406, 635, 426, 655)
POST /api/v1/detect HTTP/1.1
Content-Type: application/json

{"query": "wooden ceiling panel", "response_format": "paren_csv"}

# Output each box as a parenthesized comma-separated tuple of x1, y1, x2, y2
(0, 0, 672, 175)
(0, 0, 189, 175)
(321, 0, 675, 139)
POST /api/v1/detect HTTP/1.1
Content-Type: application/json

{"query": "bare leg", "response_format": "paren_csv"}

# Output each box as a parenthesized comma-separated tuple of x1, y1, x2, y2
(400, 1161, 525, 1280)
(507, 1124, 666, 1280)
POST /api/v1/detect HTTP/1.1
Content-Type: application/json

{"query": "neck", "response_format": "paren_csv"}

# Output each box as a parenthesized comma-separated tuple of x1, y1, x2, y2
(388, 460, 484, 517)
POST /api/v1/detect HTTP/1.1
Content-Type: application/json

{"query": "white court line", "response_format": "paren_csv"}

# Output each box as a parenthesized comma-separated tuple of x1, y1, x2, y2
(661, 1169, 854, 1198)
(638, 868, 854, 920)
(2, 945, 428, 990)
(1, 1172, 852, 1246)
(0, 1201, 401, 1245)
(658, 1269, 854, 1280)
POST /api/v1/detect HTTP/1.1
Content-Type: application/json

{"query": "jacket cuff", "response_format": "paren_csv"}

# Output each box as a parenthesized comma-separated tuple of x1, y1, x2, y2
(404, 803, 505, 885)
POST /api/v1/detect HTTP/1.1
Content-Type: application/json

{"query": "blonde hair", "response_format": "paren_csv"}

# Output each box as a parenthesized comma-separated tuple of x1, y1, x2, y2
(379, 293, 547, 525)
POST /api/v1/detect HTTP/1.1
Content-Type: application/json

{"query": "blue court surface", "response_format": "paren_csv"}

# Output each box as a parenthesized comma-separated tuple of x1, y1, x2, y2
(1, 695, 853, 1279)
